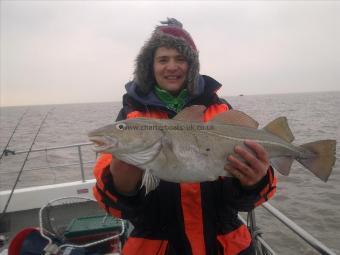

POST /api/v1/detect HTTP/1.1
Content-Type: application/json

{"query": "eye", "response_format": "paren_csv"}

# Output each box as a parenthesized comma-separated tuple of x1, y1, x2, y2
(116, 123, 126, 130)
(177, 57, 186, 62)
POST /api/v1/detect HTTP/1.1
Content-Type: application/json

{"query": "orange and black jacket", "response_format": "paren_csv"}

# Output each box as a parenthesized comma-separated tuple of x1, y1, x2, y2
(93, 75, 277, 255)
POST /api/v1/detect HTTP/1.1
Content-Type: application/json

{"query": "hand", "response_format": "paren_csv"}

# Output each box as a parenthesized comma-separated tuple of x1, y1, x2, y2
(110, 156, 143, 194)
(224, 140, 269, 187)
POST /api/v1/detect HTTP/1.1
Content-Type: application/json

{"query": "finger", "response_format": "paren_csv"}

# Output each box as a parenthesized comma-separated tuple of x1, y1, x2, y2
(224, 163, 240, 176)
(234, 145, 261, 173)
(244, 140, 269, 163)
(236, 144, 270, 178)
(228, 154, 254, 178)
(224, 163, 233, 173)
(224, 163, 245, 180)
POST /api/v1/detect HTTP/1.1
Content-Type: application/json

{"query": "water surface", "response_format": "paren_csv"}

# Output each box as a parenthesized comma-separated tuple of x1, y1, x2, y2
(1, 91, 339, 254)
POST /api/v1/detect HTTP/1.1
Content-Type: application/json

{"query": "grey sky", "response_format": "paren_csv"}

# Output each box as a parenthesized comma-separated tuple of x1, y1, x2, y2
(1, 1, 339, 106)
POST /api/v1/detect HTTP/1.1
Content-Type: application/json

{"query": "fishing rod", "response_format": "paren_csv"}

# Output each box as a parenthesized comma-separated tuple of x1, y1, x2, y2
(0, 108, 29, 161)
(0, 108, 54, 217)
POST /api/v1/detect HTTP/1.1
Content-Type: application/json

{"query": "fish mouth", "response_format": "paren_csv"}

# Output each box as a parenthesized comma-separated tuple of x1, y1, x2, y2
(89, 136, 117, 152)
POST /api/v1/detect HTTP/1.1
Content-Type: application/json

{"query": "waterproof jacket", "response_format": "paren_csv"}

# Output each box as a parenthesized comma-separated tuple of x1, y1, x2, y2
(93, 75, 277, 255)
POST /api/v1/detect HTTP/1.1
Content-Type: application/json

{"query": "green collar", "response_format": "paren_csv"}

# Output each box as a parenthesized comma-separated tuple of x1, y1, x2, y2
(154, 85, 189, 112)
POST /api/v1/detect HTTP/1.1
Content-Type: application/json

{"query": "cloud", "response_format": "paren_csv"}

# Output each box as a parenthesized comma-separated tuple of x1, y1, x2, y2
(1, 1, 339, 106)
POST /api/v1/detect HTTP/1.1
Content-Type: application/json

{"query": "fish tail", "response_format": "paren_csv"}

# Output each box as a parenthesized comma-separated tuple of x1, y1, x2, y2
(298, 140, 336, 182)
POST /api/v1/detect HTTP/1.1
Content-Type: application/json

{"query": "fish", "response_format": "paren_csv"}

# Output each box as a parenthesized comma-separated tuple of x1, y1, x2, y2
(88, 105, 336, 193)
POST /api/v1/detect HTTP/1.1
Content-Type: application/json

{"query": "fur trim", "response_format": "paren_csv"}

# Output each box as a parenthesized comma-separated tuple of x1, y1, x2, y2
(134, 26, 200, 96)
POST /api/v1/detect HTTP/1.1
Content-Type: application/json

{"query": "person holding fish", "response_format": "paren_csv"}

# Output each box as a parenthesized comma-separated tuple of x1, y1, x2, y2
(92, 18, 277, 255)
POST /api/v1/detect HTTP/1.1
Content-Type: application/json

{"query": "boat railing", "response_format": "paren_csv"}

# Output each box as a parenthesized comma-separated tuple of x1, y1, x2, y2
(261, 203, 335, 255)
(1, 143, 337, 254)
(2, 142, 94, 183)
(242, 203, 337, 255)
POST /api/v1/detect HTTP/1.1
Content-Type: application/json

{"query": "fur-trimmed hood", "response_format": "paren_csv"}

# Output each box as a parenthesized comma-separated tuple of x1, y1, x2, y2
(133, 18, 200, 96)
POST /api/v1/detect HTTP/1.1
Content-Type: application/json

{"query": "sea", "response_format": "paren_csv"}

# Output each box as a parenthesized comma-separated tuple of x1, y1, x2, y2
(0, 91, 339, 254)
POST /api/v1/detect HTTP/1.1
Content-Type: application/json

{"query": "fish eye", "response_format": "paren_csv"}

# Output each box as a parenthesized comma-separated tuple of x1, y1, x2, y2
(116, 123, 126, 130)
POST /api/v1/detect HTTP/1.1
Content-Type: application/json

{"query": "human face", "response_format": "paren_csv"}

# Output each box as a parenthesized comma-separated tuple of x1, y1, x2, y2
(153, 47, 189, 95)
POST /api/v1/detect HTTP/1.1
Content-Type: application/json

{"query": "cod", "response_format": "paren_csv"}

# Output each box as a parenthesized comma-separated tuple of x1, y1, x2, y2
(88, 106, 336, 193)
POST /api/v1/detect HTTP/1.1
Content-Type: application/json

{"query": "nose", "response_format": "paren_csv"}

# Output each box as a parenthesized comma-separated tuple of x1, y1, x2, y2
(165, 59, 178, 72)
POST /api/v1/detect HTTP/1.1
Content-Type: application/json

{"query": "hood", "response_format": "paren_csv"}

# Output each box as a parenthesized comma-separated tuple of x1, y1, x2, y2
(133, 18, 200, 96)
(125, 75, 207, 109)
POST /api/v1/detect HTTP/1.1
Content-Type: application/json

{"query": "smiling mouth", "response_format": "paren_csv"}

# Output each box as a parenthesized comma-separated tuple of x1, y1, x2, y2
(165, 75, 182, 80)
(89, 136, 117, 152)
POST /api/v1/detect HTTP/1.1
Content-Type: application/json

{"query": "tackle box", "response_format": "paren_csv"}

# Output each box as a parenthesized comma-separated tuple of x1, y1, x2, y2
(64, 215, 122, 239)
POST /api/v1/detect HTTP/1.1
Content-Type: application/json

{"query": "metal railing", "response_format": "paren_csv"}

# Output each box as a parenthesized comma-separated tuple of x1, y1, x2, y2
(1, 142, 94, 183)
(242, 203, 337, 255)
(239, 212, 277, 255)
(261, 203, 336, 255)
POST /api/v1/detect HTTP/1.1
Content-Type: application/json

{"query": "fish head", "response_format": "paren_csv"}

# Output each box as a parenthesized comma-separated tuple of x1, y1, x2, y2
(88, 118, 164, 155)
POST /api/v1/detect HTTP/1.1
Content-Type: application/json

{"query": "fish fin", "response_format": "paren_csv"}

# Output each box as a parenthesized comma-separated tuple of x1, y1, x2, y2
(141, 169, 160, 195)
(298, 140, 336, 182)
(263, 117, 294, 143)
(270, 157, 294, 176)
(209, 110, 259, 128)
(173, 105, 206, 122)
(118, 141, 162, 166)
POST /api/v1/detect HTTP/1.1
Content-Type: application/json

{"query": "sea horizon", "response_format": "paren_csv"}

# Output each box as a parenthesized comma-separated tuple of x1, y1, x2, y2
(1, 89, 339, 108)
